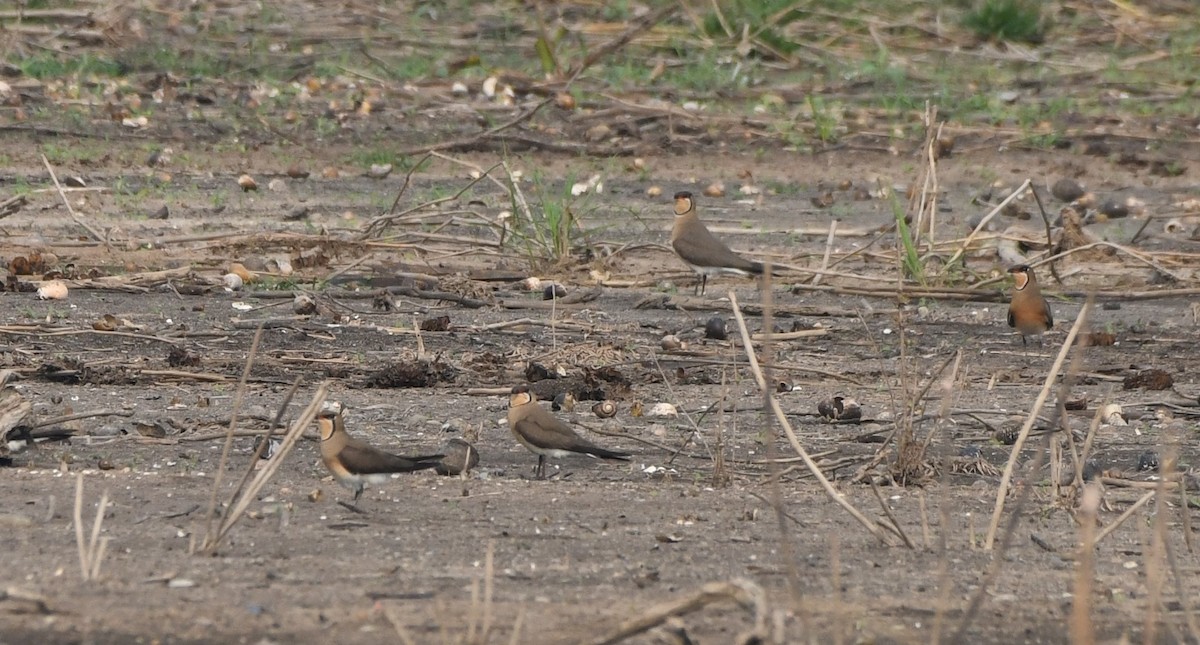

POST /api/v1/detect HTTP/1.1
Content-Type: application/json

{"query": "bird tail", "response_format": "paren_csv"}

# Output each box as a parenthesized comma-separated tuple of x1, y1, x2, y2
(406, 454, 446, 470)
(747, 261, 783, 277)
(590, 447, 631, 461)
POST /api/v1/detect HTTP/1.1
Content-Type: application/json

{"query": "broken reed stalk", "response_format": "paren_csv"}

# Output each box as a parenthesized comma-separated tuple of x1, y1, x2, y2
(205, 382, 329, 552)
(984, 298, 1092, 550)
(1093, 490, 1155, 545)
(728, 291, 892, 546)
(941, 178, 1033, 272)
(199, 324, 265, 553)
(588, 578, 767, 645)
(40, 153, 111, 250)
(219, 377, 302, 526)
(73, 474, 110, 581)
(811, 219, 837, 286)
(1070, 485, 1100, 645)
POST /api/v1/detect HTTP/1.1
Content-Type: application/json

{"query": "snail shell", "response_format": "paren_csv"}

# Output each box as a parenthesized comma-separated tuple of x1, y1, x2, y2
(592, 401, 617, 419)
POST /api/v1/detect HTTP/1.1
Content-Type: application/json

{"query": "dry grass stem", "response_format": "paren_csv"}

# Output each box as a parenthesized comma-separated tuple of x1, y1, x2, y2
(1070, 485, 1099, 645)
(588, 578, 767, 645)
(199, 324, 265, 552)
(40, 153, 111, 250)
(984, 298, 1093, 550)
(73, 474, 110, 582)
(204, 383, 329, 552)
(941, 178, 1032, 272)
(1093, 491, 1155, 546)
(728, 291, 891, 546)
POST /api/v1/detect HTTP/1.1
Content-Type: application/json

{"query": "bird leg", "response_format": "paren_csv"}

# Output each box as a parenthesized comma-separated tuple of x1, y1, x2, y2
(536, 455, 546, 480)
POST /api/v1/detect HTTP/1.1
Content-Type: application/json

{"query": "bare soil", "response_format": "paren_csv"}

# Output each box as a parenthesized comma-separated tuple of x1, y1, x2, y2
(3, 5, 1200, 644)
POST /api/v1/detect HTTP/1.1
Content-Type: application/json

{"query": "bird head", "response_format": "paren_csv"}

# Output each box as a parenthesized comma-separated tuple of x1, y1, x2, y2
(509, 384, 534, 407)
(673, 191, 695, 217)
(316, 403, 342, 441)
(1007, 264, 1033, 290)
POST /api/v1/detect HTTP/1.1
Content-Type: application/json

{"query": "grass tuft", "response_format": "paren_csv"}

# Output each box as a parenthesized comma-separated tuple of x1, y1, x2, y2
(963, 0, 1045, 44)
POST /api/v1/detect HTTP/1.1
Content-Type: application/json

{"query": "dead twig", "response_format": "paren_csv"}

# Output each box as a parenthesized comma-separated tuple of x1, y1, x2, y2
(984, 298, 1092, 550)
(588, 578, 767, 645)
(729, 291, 892, 546)
(40, 153, 111, 251)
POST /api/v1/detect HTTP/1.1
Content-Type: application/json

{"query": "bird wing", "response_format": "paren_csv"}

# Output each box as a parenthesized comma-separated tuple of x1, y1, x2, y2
(515, 414, 630, 460)
(341, 439, 442, 474)
(1042, 296, 1054, 328)
(672, 219, 761, 272)
(1006, 308, 1015, 328)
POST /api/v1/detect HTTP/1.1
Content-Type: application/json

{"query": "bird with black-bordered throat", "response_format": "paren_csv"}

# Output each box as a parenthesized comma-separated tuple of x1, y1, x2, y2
(506, 385, 630, 479)
(316, 404, 443, 505)
(670, 191, 765, 295)
(1006, 264, 1053, 346)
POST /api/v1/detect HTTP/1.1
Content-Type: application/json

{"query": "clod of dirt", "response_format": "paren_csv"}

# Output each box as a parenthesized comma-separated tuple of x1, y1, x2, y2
(703, 182, 724, 198)
(92, 314, 119, 331)
(660, 335, 683, 351)
(525, 362, 558, 382)
(1137, 451, 1160, 472)
(704, 316, 728, 340)
(1098, 198, 1129, 218)
(36, 280, 68, 300)
(810, 191, 835, 208)
(1051, 178, 1085, 202)
(1063, 395, 1088, 411)
(552, 392, 576, 412)
(1082, 459, 1102, 481)
(286, 166, 309, 179)
(646, 186, 662, 197)
(647, 402, 677, 417)
(290, 294, 315, 316)
(222, 274, 243, 291)
(630, 401, 644, 417)
(228, 263, 255, 283)
(1082, 331, 1116, 347)
(1123, 369, 1173, 390)
(420, 315, 451, 332)
(237, 174, 257, 191)
(363, 359, 458, 388)
(149, 205, 169, 219)
(934, 136, 955, 159)
(992, 425, 1019, 445)
(555, 92, 576, 110)
(367, 164, 392, 179)
(543, 283, 567, 300)
(1102, 403, 1127, 426)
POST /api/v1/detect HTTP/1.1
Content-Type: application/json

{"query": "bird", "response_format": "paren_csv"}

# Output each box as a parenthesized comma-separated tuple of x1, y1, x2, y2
(435, 438, 480, 477)
(670, 191, 765, 295)
(1006, 264, 1053, 345)
(316, 404, 443, 504)
(817, 396, 862, 423)
(506, 384, 631, 479)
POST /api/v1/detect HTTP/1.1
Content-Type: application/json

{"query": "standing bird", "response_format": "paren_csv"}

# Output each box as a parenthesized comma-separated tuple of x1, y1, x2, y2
(670, 191, 765, 295)
(316, 404, 443, 505)
(1006, 264, 1053, 345)
(506, 385, 631, 479)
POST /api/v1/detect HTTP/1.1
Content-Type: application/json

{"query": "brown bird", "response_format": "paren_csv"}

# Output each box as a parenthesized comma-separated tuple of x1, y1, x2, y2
(506, 385, 631, 479)
(316, 404, 443, 504)
(670, 191, 764, 295)
(1006, 264, 1053, 345)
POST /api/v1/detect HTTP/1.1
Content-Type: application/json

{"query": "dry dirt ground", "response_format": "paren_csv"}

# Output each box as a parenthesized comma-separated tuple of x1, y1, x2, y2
(4, 6, 1200, 645)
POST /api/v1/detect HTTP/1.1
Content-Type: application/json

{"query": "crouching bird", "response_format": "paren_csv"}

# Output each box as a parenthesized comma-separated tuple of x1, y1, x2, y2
(506, 385, 630, 479)
(317, 404, 442, 505)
